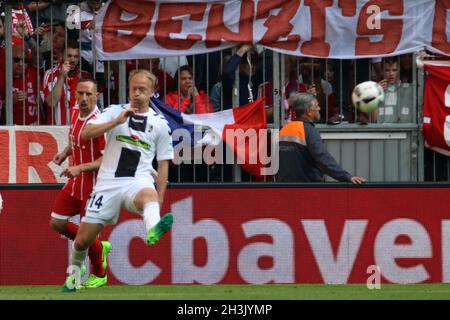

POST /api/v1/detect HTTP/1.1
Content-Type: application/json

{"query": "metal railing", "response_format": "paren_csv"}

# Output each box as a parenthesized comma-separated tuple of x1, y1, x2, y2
(0, 2, 442, 183)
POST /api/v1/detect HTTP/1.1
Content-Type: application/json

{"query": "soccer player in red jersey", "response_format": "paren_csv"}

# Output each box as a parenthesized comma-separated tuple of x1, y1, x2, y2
(50, 78, 111, 289)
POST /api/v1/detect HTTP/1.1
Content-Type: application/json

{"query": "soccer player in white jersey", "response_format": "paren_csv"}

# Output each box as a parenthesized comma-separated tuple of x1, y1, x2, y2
(62, 69, 174, 291)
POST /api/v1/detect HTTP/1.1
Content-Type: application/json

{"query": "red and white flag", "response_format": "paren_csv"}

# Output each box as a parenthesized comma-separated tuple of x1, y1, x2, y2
(423, 63, 450, 155)
(222, 99, 268, 177)
(151, 97, 269, 177)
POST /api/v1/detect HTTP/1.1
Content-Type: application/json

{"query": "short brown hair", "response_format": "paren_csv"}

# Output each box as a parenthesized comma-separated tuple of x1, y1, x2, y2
(77, 77, 97, 90)
(383, 57, 399, 67)
(128, 69, 156, 87)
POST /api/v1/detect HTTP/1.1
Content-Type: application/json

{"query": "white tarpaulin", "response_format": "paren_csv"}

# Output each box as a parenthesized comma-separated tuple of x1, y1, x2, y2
(93, 0, 448, 60)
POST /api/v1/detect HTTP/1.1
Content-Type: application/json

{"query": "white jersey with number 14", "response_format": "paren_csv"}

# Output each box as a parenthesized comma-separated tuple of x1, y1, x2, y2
(87, 103, 174, 181)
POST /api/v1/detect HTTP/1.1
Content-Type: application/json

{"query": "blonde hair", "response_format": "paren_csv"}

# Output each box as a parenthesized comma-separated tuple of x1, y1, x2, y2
(128, 69, 157, 88)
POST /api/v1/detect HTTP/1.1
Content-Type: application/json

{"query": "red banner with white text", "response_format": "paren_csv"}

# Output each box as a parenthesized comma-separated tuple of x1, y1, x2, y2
(423, 63, 450, 156)
(0, 126, 69, 184)
(93, 0, 450, 60)
(1, 185, 449, 285)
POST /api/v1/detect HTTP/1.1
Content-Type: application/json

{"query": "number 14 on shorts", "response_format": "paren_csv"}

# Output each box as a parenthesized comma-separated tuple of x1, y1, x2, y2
(88, 194, 104, 211)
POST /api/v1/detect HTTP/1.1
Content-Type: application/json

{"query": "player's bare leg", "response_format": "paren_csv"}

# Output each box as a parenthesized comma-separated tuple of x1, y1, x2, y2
(63, 222, 104, 292)
(51, 217, 111, 289)
(134, 188, 173, 245)
(50, 218, 87, 279)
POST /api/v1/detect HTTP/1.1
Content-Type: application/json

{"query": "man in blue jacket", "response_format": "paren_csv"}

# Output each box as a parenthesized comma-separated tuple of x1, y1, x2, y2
(277, 93, 366, 184)
(221, 44, 261, 110)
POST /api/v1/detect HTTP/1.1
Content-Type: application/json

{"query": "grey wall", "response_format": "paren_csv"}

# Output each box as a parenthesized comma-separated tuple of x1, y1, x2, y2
(319, 124, 420, 182)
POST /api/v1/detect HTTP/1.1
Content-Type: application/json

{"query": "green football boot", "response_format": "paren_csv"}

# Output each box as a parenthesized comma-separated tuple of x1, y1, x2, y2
(84, 273, 108, 288)
(100, 241, 112, 271)
(147, 213, 173, 245)
(84, 241, 112, 289)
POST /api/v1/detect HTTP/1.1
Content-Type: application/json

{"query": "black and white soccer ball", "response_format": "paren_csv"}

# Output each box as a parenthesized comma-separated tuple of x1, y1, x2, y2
(351, 81, 384, 113)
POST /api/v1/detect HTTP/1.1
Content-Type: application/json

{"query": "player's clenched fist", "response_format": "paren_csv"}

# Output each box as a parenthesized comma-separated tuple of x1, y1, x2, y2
(116, 107, 138, 124)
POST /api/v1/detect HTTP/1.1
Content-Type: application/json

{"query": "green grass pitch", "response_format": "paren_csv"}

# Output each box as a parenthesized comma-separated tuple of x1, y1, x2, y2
(0, 284, 449, 300)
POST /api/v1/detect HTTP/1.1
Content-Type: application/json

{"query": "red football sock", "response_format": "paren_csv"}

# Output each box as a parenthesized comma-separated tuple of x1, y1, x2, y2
(63, 222, 105, 277)
(63, 221, 79, 240)
(88, 239, 105, 277)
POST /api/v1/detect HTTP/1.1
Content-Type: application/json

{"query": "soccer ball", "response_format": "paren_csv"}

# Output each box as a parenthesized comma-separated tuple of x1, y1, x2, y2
(351, 81, 384, 113)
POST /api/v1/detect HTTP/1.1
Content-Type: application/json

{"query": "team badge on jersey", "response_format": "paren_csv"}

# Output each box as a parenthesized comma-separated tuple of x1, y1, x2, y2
(129, 115, 147, 132)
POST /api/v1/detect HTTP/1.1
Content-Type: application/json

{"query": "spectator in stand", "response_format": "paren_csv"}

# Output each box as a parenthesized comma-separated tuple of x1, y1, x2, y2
(14, 9, 46, 60)
(165, 65, 213, 114)
(42, 21, 66, 71)
(297, 58, 336, 124)
(258, 55, 320, 123)
(25, 1, 68, 26)
(165, 65, 213, 183)
(1, 13, 45, 124)
(219, 45, 264, 182)
(42, 39, 91, 125)
(376, 57, 413, 123)
(11, 2, 34, 37)
(210, 55, 232, 112)
(222, 44, 263, 110)
(10, 40, 41, 125)
(187, 51, 224, 93)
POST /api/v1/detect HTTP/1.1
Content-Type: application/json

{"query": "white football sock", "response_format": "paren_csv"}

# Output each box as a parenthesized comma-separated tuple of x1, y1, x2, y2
(143, 201, 160, 233)
(70, 242, 87, 269)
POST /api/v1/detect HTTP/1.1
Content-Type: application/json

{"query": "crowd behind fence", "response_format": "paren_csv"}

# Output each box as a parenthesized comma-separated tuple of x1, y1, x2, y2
(0, 1, 447, 182)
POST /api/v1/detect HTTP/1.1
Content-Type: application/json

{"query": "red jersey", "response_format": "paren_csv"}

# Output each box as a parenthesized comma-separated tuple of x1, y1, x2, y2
(165, 91, 213, 114)
(63, 106, 105, 201)
(13, 64, 40, 125)
(42, 65, 90, 125)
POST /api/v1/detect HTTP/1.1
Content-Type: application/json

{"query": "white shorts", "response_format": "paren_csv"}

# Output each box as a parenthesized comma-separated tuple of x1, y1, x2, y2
(82, 178, 155, 226)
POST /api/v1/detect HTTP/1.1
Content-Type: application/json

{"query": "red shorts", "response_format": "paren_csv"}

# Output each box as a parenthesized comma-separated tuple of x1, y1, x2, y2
(51, 188, 88, 219)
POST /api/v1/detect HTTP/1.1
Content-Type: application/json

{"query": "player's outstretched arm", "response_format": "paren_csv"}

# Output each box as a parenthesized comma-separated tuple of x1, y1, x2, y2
(82, 107, 138, 140)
